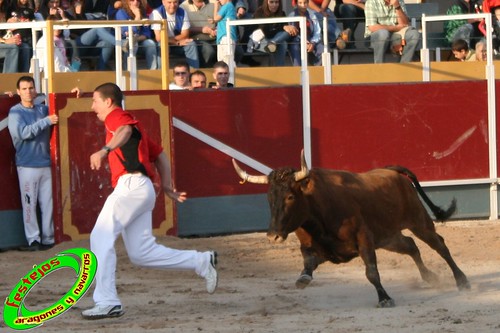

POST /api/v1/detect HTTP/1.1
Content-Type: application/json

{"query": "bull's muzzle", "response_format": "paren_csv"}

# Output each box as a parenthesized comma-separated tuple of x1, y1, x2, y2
(267, 232, 287, 243)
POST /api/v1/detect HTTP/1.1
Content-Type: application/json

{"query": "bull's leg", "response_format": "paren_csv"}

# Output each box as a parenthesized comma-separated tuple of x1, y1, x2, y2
(296, 246, 325, 289)
(295, 228, 325, 289)
(410, 227, 470, 290)
(383, 234, 439, 285)
(358, 233, 395, 308)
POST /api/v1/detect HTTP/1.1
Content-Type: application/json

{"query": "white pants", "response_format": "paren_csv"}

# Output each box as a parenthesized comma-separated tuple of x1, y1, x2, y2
(16, 166, 54, 245)
(91, 173, 213, 306)
(217, 36, 236, 66)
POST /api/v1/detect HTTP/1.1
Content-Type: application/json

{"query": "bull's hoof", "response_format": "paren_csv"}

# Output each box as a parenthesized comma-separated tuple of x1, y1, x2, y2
(295, 274, 312, 289)
(376, 298, 396, 308)
(458, 279, 471, 291)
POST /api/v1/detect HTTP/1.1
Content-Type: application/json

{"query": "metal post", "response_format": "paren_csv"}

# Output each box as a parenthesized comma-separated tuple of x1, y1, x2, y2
(322, 17, 332, 84)
(299, 17, 312, 167)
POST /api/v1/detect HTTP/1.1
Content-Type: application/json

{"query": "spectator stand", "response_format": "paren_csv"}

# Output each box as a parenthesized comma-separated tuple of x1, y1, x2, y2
(0, 19, 170, 92)
(332, 1, 441, 65)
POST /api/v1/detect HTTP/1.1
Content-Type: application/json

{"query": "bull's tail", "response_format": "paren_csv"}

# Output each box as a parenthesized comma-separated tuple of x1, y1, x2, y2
(385, 165, 457, 221)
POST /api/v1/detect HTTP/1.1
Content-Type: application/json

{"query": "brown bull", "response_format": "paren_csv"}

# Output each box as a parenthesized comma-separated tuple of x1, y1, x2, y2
(233, 151, 470, 308)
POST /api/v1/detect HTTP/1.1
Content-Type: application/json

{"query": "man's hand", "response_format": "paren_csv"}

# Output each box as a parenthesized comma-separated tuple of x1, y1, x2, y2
(90, 150, 108, 171)
(48, 114, 59, 125)
(164, 188, 187, 203)
(71, 87, 81, 98)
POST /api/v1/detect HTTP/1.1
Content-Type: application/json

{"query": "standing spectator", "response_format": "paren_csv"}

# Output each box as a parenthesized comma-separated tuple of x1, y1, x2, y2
(0, 0, 21, 73)
(334, 0, 365, 48)
(9, 0, 35, 72)
(81, 82, 218, 319)
(150, 0, 200, 69)
(252, 0, 298, 66)
(288, 0, 324, 66)
(189, 69, 207, 89)
(212, 0, 237, 65)
(208, 60, 234, 88)
(451, 38, 476, 61)
(180, 0, 217, 67)
(169, 61, 191, 89)
(115, 0, 158, 70)
(445, 0, 482, 48)
(7, 76, 58, 251)
(364, 0, 420, 63)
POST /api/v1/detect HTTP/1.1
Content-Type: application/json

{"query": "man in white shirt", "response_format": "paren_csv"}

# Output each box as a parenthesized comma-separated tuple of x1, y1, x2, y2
(169, 61, 191, 90)
(150, 0, 200, 68)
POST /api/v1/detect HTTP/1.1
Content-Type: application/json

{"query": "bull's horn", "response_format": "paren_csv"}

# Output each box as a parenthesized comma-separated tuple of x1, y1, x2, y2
(294, 149, 309, 181)
(232, 159, 269, 184)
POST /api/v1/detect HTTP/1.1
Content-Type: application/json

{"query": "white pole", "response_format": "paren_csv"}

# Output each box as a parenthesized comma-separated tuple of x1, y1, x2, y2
(484, 14, 498, 219)
(322, 16, 332, 84)
(299, 17, 312, 167)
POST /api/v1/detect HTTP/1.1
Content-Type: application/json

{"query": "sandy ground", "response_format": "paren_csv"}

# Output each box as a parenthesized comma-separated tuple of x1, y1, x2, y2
(1, 220, 499, 333)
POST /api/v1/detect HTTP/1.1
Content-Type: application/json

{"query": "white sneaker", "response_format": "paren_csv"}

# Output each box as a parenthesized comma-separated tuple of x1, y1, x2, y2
(81, 304, 124, 320)
(205, 251, 218, 294)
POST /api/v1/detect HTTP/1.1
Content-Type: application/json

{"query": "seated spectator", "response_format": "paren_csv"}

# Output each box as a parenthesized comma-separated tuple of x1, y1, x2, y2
(169, 61, 191, 89)
(451, 38, 476, 61)
(180, 0, 217, 68)
(189, 69, 207, 89)
(34, 14, 81, 72)
(288, 0, 324, 66)
(115, 0, 158, 69)
(84, 0, 108, 19)
(302, 0, 348, 49)
(208, 60, 234, 89)
(475, 39, 487, 61)
(8, 0, 35, 72)
(0, 0, 21, 73)
(334, 0, 365, 48)
(150, 0, 200, 69)
(364, 0, 420, 64)
(76, 27, 129, 70)
(251, 0, 298, 66)
(445, 0, 482, 48)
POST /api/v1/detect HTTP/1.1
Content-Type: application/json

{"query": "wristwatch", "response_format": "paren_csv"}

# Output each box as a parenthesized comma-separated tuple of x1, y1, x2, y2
(102, 146, 112, 154)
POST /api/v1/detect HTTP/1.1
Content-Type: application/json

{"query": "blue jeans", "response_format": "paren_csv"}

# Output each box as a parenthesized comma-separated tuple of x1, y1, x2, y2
(288, 37, 324, 66)
(257, 31, 291, 66)
(77, 28, 118, 70)
(18, 42, 32, 73)
(337, 4, 365, 40)
(313, 9, 340, 44)
(125, 39, 158, 70)
(369, 28, 420, 63)
(0, 43, 19, 73)
(167, 40, 200, 69)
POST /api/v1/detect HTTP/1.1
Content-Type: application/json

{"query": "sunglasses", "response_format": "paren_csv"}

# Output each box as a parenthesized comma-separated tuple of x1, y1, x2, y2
(175, 71, 187, 76)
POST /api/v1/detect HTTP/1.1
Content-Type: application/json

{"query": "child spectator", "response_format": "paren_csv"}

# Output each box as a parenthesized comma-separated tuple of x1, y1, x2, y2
(212, 0, 237, 66)
(451, 38, 476, 61)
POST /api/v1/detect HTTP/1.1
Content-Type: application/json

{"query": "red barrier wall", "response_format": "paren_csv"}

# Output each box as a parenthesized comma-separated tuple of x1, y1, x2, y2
(0, 95, 22, 211)
(172, 81, 490, 198)
(0, 80, 495, 242)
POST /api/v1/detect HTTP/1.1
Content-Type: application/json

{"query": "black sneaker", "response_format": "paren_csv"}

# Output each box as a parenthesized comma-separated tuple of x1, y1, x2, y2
(40, 243, 55, 251)
(18, 241, 40, 252)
